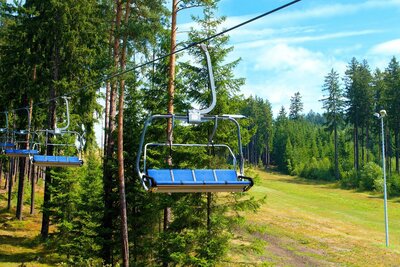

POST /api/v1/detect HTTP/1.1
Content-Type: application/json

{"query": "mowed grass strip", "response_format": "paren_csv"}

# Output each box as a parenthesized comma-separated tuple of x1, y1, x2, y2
(227, 169, 400, 266)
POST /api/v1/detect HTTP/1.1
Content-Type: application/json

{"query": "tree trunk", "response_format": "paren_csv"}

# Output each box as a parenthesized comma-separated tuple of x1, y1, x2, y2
(361, 127, 364, 166)
(0, 160, 3, 188)
(395, 128, 399, 173)
(334, 125, 339, 180)
(102, 0, 122, 264)
(4, 170, 8, 190)
(207, 193, 211, 235)
(118, 1, 131, 265)
(163, 0, 178, 245)
(354, 125, 359, 171)
(30, 165, 36, 214)
(365, 124, 370, 162)
(167, 0, 177, 140)
(7, 158, 14, 210)
(16, 158, 26, 220)
(16, 97, 32, 220)
(41, 39, 59, 239)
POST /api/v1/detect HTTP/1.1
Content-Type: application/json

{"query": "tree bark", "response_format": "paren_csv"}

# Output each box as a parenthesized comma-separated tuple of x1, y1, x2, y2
(207, 192, 211, 235)
(395, 128, 399, 173)
(0, 160, 3, 188)
(7, 158, 14, 210)
(16, 97, 32, 220)
(16, 158, 26, 220)
(163, 0, 178, 241)
(102, 0, 122, 264)
(334, 125, 339, 180)
(41, 39, 59, 239)
(30, 165, 36, 214)
(354, 125, 359, 171)
(118, 0, 131, 265)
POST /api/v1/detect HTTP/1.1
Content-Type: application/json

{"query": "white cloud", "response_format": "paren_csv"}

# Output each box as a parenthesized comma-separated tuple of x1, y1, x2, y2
(233, 30, 379, 50)
(233, 44, 346, 115)
(253, 44, 325, 72)
(369, 39, 400, 56)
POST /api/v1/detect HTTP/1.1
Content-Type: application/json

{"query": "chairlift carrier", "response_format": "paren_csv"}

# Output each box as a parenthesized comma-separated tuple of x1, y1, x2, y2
(136, 44, 253, 193)
(0, 111, 14, 150)
(31, 97, 84, 167)
(3, 109, 39, 157)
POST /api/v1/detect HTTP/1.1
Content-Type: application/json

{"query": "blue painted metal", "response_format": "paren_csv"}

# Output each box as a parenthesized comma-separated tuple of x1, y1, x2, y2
(32, 155, 83, 167)
(5, 149, 39, 157)
(146, 169, 252, 192)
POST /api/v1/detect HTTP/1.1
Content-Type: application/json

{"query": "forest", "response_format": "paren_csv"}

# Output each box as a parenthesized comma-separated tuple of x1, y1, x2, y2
(1, 0, 400, 266)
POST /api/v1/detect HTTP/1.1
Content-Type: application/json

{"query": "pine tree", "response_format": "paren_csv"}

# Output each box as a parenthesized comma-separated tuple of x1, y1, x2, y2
(289, 92, 303, 120)
(344, 57, 361, 171)
(321, 68, 345, 180)
(384, 57, 400, 173)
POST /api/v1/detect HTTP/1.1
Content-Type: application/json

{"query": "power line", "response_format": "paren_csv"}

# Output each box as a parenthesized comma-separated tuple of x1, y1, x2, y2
(1, 0, 302, 113)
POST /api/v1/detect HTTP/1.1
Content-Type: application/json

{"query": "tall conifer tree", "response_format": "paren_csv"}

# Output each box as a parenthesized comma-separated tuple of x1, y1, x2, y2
(321, 68, 344, 180)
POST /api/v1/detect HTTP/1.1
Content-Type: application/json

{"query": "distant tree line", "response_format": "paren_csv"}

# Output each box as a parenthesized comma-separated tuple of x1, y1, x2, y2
(243, 56, 400, 196)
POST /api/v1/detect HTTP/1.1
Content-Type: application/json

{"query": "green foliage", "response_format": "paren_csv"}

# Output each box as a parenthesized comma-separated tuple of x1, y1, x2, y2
(47, 152, 104, 263)
(388, 173, 400, 196)
(242, 96, 273, 166)
(300, 157, 334, 181)
(339, 168, 359, 189)
(289, 92, 303, 120)
(358, 162, 382, 191)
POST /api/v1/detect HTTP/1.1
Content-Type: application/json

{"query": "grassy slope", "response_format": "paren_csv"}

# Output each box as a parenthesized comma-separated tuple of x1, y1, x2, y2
(226, 169, 400, 266)
(2, 170, 400, 266)
(0, 182, 57, 266)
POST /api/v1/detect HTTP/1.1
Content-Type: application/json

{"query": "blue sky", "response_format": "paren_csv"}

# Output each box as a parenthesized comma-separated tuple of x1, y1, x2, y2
(178, 0, 400, 115)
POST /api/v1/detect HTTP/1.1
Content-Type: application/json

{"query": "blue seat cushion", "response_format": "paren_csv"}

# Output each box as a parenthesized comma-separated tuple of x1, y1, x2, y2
(214, 169, 238, 181)
(147, 169, 251, 186)
(147, 169, 172, 183)
(173, 169, 195, 182)
(33, 155, 82, 165)
(0, 142, 14, 148)
(194, 169, 216, 182)
(5, 149, 39, 155)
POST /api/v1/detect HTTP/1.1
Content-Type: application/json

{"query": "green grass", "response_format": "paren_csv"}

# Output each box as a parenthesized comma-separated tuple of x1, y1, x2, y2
(3, 169, 400, 266)
(226, 169, 400, 266)
(0, 181, 58, 266)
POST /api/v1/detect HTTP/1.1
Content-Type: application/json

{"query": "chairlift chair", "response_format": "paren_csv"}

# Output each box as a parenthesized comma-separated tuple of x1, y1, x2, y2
(3, 109, 39, 157)
(0, 112, 14, 151)
(136, 44, 253, 193)
(31, 97, 84, 167)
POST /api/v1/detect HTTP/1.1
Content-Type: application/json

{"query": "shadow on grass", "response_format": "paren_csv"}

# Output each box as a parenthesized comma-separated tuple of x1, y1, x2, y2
(0, 234, 58, 265)
(0, 235, 40, 249)
(275, 177, 339, 187)
(0, 251, 48, 265)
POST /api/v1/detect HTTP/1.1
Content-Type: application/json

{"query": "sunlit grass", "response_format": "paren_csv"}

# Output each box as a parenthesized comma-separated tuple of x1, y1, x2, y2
(0, 181, 57, 266)
(225, 168, 400, 266)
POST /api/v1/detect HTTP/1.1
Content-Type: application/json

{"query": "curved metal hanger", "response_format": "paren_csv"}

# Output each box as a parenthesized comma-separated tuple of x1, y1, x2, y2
(187, 44, 217, 123)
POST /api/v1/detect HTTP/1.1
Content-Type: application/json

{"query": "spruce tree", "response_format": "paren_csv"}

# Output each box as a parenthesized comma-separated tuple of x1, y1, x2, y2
(384, 57, 400, 173)
(289, 92, 304, 120)
(321, 68, 345, 180)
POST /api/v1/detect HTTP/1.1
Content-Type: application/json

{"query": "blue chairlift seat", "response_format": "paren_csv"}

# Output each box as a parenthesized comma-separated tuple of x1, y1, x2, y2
(0, 142, 14, 149)
(4, 149, 39, 157)
(32, 155, 83, 167)
(145, 169, 253, 193)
